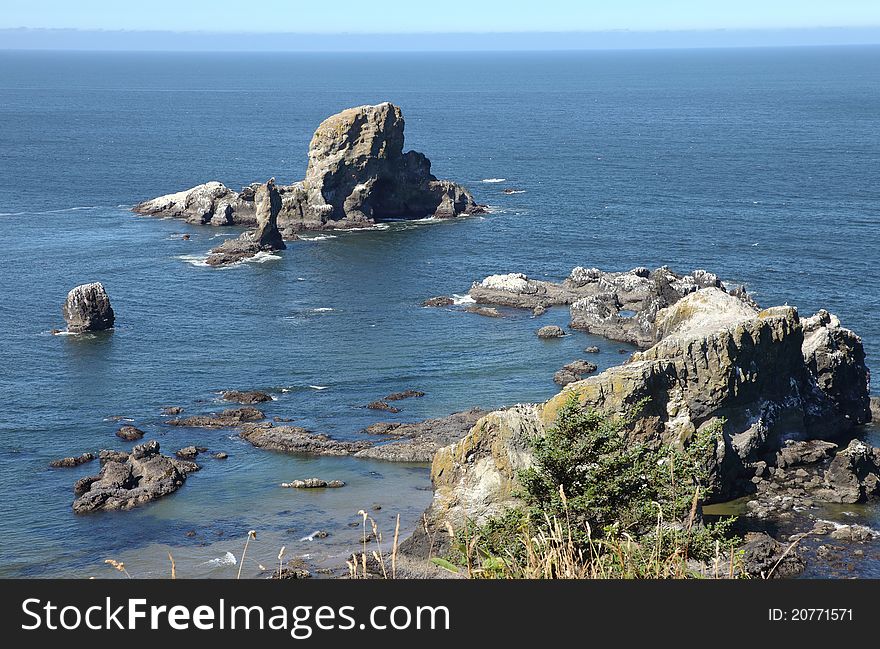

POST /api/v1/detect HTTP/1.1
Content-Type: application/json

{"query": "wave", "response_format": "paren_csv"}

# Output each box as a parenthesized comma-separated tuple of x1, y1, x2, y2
(451, 294, 476, 305)
(1, 205, 102, 217)
(178, 254, 210, 268)
(502, 190, 526, 195)
(204, 551, 237, 566)
(481, 178, 506, 183)
(299, 530, 325, 542)
(299, 234, 338, 242)
(308, 385, 329, 391)
(310, 307, 334, 313)
(243, 251, 282, 264)
(816, 519, 879, 537)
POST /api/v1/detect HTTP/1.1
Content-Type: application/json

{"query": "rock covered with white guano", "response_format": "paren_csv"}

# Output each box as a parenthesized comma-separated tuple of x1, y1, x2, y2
(62, 282, 115, 332)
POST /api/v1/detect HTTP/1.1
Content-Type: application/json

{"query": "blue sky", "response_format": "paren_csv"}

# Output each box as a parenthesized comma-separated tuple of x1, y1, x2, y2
(3, 0, 879, 33)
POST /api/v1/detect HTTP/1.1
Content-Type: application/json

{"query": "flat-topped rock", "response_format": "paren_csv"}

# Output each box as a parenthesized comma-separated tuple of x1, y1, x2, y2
(167, 407, 265, 428)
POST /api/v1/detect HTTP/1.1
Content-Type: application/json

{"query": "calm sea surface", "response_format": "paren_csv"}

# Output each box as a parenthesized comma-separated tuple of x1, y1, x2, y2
(0, 47, 878, 577)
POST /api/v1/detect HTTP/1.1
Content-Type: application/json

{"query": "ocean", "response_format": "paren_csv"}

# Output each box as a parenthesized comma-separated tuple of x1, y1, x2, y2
(0, 47, 878, 577)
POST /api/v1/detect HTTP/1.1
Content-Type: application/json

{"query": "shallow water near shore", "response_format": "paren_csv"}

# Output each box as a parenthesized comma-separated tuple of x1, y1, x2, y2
(0, 47, 878, 577)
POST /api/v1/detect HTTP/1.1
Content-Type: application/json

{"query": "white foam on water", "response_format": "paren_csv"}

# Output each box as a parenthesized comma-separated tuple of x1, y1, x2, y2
(296, 277, 306, 281)
(816, 519, 880, 537)
(204, 551, 237, 566)
(244, 251, 282, 264)
(481, 178, 506, 183)
(310, 307, 334, 313)
(503, 190, 526, 194)
(299, 234, 338, 241)
(178, 254, 210, 268)
(452, 294, 476, 305)
(299, 531, 324, 542)
(309, 385, 329, 390)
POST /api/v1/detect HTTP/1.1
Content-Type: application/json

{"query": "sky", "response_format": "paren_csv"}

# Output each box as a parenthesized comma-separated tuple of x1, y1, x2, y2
(2, 0, 879, 33)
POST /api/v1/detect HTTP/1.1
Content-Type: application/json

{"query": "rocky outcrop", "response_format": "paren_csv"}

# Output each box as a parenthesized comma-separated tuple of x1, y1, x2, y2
(816, 439, 880, 503)
(115, 425, 145, 441)
(536, 325, 565, 339)
(281, 478, 345, 489)
(469, 266, 755, 347)
(239, 424, 372, 456)
(384, 390, 425, 401)
(740, 532, 805, 578)
(419, 288, 871, 532)
(166, 407, 265, 428)
(205, 179, 287, 267)
(134, 103, 483, 232)
(62, 283, 115, 333)
(871, 396, 880, 421)
(553, 360, 597, 386)
(72, 441, 199, 513)
(49, 453, 95, 468)
(222, 390, 273, 404)
(133, 181, 257, 226)
(353, 408, 487, 463)
(367, 401, 401, 413)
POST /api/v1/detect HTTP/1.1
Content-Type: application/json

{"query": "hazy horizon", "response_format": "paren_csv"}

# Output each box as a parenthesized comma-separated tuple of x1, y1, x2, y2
(3, 26, 880, 52)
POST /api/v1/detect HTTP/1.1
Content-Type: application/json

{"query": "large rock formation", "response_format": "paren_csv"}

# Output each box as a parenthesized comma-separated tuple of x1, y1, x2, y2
(205, 178, 287, 267)
(133, 103, 484, 232)
(419, 288, 871, 532)
(62, 282, 115, 333)
(469, 266, 755, 347)
(72, 441, 199, 513)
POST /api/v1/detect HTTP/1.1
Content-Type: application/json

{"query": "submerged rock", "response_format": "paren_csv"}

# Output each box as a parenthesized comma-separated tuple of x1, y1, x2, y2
(49, 453, 95, 468)
(384, 389, 425, 401)
(367, 401, 401, 413)
(176, 446, 199, 460)
(62, 282, 115, 333)
(134, 103, 484, 231)
(167, 407, 265, 428)
(72, 441, 199, 513)
(465, 305, 503, 318)
(422, 296, 454, 307)
(205, 179, 287, 267)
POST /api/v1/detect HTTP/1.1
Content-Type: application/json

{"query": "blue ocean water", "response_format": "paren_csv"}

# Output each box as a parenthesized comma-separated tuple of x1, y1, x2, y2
(0, 47, 878, 578)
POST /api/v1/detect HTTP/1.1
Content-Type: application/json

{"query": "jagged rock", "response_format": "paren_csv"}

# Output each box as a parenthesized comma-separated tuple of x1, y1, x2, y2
(133, 181, 256, 226)
(161, 406, 184, 416)
(280, 478, 345, 488)
(222, 390, 273, 404)
(49, 453, 95, 468)
(740, 532, 805, 578)
(134, 104, 483, 232)
(422, 296, 454, 307)
(115, 425, 145, 441)
(532, 305, 547, 317)
(416, 290, 871, 533)
(72, 441, 199, 513)
(584, 346, 600, 353)
(775, 440, 838, 468)
(468, 266, 753, 347)
(62, 283, 115, 333)
(354, 408, 487, 463)
(205, 179, 287, 267)
(212, 452, 228, 460)
(367, 401, 401, 413)
(240, 424, 372, 456)
(167, 407, 265, 428)
(384, 390, 425, 401)
(176, 446, 199, 460)
(816, 439, 880, 503)
(553, 360, 598, 386)
(536, 325, 565, 339)
(871, 396, 880, 421)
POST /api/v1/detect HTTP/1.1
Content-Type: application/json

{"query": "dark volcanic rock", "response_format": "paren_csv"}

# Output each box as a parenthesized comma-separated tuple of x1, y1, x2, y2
(740, 532, 805, 578)
(134, 103, 484, 232)
(536, 325, 565, 339)
(62, 282, 115, 333)
(167, 407, 265, 428)
(49, 453, 95, 468)
(367, 401, 401, 413)
(115, 425, 145, 441)
(422, 296, 454, 307)
(222, 390, 273, 404)
(871, 396, 880, 422)
(72, 441, 199, 513)
(354, 408, 487, 463)
(205, 178, 287, 267)
(465, 305, 503, 318)
(240, 424, 372, 456)
(816, 439, 880, 503)
(384, 390, 425, 401)
(161, 406, 184, 416)
(775, 440, 838, 468)
(553, 360, 598, 386)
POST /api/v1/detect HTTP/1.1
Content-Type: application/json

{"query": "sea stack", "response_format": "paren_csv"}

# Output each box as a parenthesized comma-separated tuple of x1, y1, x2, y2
(205, 178, 287, 267)
(134, 103, 485, 232)
(62, 282, 115, 333)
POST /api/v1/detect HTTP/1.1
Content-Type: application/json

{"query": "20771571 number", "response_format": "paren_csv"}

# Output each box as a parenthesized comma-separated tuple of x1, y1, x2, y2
(768, 609, 853, 622)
